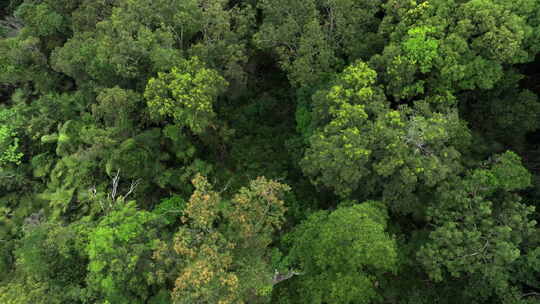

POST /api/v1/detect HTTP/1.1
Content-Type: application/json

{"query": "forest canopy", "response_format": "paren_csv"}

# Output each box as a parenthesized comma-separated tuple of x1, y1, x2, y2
(0, 0, 540, 303)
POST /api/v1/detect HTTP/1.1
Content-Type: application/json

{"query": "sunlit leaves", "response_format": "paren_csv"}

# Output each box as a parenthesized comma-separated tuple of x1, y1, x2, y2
(373, 0, 540, 102)
(302, 61, 469, 215)
(86, 202, 160, 304)
(145, 57, 228, 133)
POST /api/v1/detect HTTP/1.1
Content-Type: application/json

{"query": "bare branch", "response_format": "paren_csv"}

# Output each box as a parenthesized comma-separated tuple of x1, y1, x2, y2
(459, 241, 489, 259)
(124, 179, 141, 200)
(108, 169, 120, 201)
(272, 269, 303, 285)
(0, 17, 23, 37)
(218, 178, 233, 194)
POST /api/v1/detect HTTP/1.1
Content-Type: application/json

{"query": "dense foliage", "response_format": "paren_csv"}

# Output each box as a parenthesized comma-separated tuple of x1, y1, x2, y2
(1, 0, 539, 303)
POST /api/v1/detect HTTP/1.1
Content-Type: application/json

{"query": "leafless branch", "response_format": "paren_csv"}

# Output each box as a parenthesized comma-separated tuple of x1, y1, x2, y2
(272, 269, 303, 285)
(0, 17, 23, 37)
(218, 178, 233, 194)
(108, 169, 120, 201)
(124, 178, 141, 199)
(459, 241, 489, 259)
(0, 17, 23, 30)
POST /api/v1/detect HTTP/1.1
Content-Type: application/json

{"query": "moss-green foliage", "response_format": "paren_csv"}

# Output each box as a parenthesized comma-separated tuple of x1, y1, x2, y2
(1, 0, 540, 303)
(0, 222, 87, 304)
(86, 202, 161, 304)
(151, 194, 186, 226)
(280, 201, 397, 304)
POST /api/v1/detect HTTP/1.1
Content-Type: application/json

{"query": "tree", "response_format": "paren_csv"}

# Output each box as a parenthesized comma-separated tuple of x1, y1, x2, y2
(0, 222, 87, 304)
(419, 151, 537, 302)
(144, 57, 228, 134)
(163, 174, 289, 303)
(86, 201, 162, 304)
(281, 201, 397, 304)
(254, 0, 382, 87)
(371, 0, 540, 103)
(301, 61, 469, 214)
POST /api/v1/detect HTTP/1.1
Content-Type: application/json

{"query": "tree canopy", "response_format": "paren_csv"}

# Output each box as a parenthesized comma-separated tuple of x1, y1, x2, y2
(1, 0, 540, 303)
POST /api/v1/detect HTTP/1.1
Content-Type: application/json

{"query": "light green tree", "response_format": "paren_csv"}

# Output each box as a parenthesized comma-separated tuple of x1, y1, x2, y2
(86, 201, 161, 304)
(144, 57, 228, 134)
(283, 201, 397, 304)
(301, 61, 469, 214)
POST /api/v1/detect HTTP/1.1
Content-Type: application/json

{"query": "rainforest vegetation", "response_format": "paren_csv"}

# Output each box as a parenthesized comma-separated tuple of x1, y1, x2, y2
(1, 0, 540, 303)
